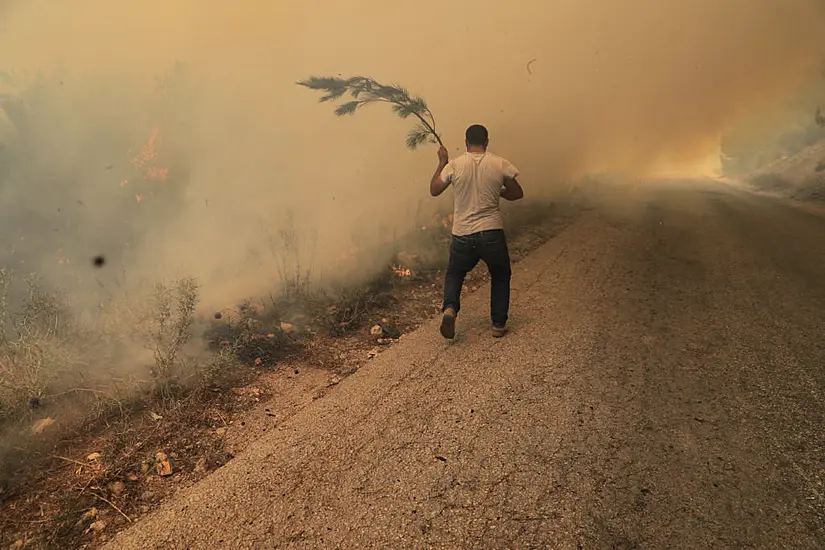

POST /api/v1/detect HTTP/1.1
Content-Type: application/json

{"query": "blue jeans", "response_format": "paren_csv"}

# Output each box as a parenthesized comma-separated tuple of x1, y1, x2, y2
(443, 229, 512, 327)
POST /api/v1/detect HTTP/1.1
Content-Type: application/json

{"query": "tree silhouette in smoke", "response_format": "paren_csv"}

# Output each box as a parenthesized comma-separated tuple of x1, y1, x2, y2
(297, 76, 445, 150)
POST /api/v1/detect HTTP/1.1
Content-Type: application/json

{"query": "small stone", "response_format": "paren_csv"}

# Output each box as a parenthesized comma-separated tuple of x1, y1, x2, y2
(156, 460, 173, 476)
(216, 427, 227, 436)
(370, 324, 383, 336)
(87, 452, 102, 461)
(77, 507, 98, 529)
(109, 481, 126, 496)
(85, 520, 106, 534)
(31, 417, 56, 434)
(154, 452, 173, 476)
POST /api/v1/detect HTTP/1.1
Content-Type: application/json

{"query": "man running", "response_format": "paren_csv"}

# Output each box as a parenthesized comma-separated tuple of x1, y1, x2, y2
(429, 124, 524, 339)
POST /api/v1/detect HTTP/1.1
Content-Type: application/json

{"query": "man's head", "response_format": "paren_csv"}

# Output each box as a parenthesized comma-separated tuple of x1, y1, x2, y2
(465, 124, 489, 151)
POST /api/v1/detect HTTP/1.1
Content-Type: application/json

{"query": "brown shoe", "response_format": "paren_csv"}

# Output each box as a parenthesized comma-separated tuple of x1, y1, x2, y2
(440, 308, 456, 339)
(491, 325, 508, 338)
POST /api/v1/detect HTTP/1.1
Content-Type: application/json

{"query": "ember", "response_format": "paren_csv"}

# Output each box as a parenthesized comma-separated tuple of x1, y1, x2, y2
(391, 265, 411, 277)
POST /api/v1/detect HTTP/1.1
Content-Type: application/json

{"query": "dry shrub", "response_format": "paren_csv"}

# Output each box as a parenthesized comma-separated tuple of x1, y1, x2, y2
(0, 269, 208, 488)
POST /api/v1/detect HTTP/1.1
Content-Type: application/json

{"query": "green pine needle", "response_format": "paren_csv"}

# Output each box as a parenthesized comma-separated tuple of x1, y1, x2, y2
(297, 75, 444, 150)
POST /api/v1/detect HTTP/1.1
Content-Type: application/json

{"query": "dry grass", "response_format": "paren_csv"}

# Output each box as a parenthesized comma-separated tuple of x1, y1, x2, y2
(0, 269, 219, 492)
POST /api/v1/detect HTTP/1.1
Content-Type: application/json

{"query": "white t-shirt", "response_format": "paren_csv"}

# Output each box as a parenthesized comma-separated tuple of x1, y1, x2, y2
(440, 152, 520, 236)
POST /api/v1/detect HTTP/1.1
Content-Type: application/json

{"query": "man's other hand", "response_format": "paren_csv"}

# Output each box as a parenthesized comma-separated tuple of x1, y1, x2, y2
(437, 146, 449, 164)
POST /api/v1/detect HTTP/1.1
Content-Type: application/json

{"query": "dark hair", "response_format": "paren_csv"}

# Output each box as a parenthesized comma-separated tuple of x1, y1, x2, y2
(465, 124, 489, 146)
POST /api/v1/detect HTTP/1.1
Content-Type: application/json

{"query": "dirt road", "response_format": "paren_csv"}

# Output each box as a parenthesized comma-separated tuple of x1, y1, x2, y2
(106, 179, 825, 549)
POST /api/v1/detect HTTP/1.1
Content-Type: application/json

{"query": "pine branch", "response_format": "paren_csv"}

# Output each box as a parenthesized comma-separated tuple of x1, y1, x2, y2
(297, 75, 445, 150)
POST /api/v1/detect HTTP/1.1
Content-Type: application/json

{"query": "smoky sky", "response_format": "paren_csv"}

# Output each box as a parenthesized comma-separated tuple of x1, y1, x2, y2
(0, 0, 824, 310)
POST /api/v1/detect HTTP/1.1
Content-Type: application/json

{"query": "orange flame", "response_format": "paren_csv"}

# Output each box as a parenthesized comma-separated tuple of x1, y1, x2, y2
(130, 125, 170, 182)
(132, 126, 159, 168)
(391, 265, 411, 277)
(146, 166, 169, 182)
(135, 194, 143, 203)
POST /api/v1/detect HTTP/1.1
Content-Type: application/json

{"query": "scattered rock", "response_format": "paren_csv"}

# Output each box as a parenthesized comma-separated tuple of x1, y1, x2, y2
(85, 520, 106, 535)
(156, 460, 173, 477)
(87, 452, 102, 461)
(370, 324, 383, 336)
(109, 481, 126, 496)
(77, 507, 99, 530)
(368, 348, 378, 359)
(154, 452, 173, 477)
(194, 457, 207, 473)
(216, 427, 227, 436)
(379, 322, 401, 339)
(31, 417, 56, 435)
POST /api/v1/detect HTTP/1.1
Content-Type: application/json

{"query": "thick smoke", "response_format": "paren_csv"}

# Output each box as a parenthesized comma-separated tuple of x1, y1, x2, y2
(0, 0, 824, 311)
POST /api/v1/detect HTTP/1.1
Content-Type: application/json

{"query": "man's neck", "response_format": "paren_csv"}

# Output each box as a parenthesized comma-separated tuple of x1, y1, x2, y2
(466, 146, 487, 154)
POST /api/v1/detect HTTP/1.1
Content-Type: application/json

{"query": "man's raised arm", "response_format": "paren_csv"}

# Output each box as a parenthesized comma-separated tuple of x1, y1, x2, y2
(430, 146, 451, 197)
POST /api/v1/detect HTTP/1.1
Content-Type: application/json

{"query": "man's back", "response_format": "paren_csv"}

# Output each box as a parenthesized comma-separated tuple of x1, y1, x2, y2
(442, 152, 519, 236)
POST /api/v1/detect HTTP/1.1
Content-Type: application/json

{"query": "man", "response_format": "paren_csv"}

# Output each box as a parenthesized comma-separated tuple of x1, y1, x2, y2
(430, 124, 524, 339)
